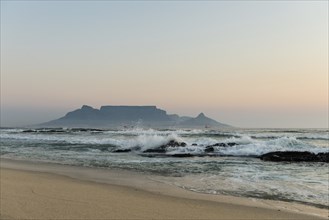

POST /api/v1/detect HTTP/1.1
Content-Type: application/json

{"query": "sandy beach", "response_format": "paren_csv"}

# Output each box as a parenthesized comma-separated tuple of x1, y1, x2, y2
(0, 159, 327, 220)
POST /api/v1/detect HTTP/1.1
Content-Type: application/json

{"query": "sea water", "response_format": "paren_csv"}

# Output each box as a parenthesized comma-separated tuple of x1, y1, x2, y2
(0, 127, 328, 208)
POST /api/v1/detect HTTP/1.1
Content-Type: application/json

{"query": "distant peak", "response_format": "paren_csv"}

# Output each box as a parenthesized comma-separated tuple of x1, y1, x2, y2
(81, 105, 93, 110)
(197, 113, 206, 118)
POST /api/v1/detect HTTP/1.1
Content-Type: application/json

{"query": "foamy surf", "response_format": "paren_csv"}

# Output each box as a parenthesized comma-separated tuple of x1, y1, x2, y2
(0, 127, 328, 208)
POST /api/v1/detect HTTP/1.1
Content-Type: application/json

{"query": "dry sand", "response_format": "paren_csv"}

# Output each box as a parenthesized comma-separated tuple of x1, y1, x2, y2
(0, 159, 327, 220)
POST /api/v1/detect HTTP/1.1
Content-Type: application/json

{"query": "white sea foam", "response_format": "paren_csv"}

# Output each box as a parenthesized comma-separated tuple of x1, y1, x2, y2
(1, 129, 328, 156)
(1, 128, 328, 208)
(248, 132, 329, 140)
(212, 137, 327, 156)
(135, 133, 182, 151)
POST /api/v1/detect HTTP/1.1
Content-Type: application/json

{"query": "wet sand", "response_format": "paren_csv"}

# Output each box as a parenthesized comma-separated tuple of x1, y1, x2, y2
(1, 159, 327, 219)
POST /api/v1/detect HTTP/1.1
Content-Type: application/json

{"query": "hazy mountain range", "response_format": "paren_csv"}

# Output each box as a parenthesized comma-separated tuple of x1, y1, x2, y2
(40, 105, 231, 128)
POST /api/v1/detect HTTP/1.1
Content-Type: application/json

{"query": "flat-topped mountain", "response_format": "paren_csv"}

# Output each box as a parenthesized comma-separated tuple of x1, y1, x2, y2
(64, 105, 169, 121)
(40, 105, 231, 128)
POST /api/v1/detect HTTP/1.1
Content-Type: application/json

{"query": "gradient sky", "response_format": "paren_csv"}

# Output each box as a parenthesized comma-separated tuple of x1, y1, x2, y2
(1, 1, 328, 128)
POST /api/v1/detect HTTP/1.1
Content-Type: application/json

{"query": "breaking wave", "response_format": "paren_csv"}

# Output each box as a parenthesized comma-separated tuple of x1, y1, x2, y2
(1, 127, 328, 208)
(1, 128, 327, 157)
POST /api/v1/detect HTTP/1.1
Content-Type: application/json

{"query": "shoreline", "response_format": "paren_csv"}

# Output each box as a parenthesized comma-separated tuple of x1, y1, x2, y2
(1, 158, 328, 219)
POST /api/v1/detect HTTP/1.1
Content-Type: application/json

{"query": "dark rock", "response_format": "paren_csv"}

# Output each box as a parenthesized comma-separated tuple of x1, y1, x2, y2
(209, 143, 224, 147)
(113, 149, 131, 153)
(170, 153, 194, 157)
(48, 129, 65, 133)
(165, 140, 187, 147)
(143, 146, 166, 153)
(207, 142, 238, 148)
(23, 129, 35, 133)
(205, 146, 214, 153)
(143, 140, 186, 153)
(192, 143, 198, 146)
(71, 128, 88, 132)
(259, 151, 328, 162)
(27, 129, 66, 133)
(71, 128, 103, 132)
(317, 152, 329, 162)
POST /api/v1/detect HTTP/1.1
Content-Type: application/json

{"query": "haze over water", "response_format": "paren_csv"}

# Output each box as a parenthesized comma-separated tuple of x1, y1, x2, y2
(1, 1, 328, 128)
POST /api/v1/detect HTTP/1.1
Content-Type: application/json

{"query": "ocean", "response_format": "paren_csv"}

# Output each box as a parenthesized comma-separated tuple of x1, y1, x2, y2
(0, 127, 328, 208)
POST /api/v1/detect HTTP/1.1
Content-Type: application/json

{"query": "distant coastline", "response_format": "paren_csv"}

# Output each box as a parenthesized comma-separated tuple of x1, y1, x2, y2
(39, 105, 231, 128)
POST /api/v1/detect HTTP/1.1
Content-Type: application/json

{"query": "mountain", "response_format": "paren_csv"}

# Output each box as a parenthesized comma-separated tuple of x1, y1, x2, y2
(40, 105, 231, 128)
(180, 113, 229, 127)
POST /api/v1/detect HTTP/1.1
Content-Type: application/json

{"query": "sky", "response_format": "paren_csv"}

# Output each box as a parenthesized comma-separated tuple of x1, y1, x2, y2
(1, 1, 328, 128)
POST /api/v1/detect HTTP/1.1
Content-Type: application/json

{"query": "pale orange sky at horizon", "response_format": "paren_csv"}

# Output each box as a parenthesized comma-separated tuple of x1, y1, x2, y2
(1, 1, 328, 128)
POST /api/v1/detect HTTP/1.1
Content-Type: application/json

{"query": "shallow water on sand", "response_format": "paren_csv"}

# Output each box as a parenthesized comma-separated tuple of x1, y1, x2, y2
(1, 127, 328, 208)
